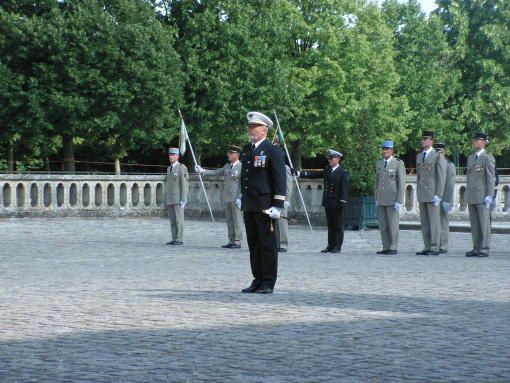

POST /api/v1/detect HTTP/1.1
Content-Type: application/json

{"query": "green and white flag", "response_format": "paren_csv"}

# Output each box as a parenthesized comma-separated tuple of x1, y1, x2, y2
(179, 118, 188, 156)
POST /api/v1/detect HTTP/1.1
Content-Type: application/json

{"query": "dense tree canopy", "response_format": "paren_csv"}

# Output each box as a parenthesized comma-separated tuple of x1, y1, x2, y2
(1, 0, 508, 193)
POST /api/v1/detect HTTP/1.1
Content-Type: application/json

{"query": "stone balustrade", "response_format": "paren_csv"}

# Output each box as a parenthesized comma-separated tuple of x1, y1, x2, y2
(1, 173, 510, 222)
(401, 175, 510, 222)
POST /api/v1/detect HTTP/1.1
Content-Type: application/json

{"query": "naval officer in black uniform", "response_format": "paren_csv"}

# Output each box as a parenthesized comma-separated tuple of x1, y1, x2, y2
(236, 111, 286, 294)
(300, 149, 349, 253)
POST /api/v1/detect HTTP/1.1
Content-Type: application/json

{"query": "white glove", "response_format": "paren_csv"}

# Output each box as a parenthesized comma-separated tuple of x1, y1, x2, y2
(180, 201, 186, 209)
(265, 206, 282, 219)
(194, 165, 204, 174)
(433, 195, 441, 207)
(394, 202, 402, 211)
(235, 198, 242, 209)
(442, 201, 450, 213)
(484, 196, 493, 209)
(284, 201, 290, 209)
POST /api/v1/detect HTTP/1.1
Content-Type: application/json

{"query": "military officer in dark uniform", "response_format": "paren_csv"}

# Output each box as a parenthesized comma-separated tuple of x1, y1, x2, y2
(237, 111, 286, 294)
(300, 149, 349, 253)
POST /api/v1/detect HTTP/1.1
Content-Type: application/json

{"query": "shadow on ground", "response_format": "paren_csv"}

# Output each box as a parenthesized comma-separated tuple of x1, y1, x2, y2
(2, 290, 509, 383)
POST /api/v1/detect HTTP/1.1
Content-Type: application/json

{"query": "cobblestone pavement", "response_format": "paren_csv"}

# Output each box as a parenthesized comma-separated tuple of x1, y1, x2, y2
(1, 217, 509, 383)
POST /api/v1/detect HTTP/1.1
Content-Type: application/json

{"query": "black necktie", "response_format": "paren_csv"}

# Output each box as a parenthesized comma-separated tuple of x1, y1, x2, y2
(422, 152, 426, 163)
(230, 164, 233, 169)
(384, 160, 387, 168)
(169, 165, 173, 173)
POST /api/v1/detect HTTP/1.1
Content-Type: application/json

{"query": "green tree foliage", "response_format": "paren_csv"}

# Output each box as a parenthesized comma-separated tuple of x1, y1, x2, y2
(162, 0, 407, 193)
(1, 0, 509, 191)
(1, 0, 183, 171)
(161, 0, 301, 157)
(382, 0, 461, 157)
(436, 0, 510, 155)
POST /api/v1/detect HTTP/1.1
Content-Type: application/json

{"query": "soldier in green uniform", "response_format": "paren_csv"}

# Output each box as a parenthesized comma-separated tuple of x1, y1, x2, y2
(165, 147, 189, 245)
(416, 131, 447, 256)
(465, 132, 496, 257)
(375, 140, 406, 255)
(433, 143, 456, 253)
(195, 146, 243, 249)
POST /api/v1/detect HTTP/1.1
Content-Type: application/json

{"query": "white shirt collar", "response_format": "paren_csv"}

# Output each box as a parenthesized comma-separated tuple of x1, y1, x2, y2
(253, 138, 266, 149)
(384, 156, 394, 163)
(330, 164, 339, 172)
(423, 147, 433, 155)
(231, 160, 239, 167)
(475, 149, 485, 156)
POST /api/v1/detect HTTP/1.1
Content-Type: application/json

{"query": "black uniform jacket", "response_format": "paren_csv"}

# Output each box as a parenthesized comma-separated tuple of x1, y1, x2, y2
(240, 139, 286, 212)
(301, 165, 349, 209)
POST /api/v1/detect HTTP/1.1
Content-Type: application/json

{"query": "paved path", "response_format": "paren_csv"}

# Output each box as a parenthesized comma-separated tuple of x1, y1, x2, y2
(1, 218, 509, 382)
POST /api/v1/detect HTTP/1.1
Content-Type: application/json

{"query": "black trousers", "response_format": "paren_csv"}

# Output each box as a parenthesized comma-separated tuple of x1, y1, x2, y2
(243, 211, 278, 289)
(325, 207, 345, 251)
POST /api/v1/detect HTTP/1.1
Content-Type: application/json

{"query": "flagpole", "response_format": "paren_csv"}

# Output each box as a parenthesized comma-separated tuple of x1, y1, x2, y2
(178, 110, 215, 222)
(273, 110, 313, 232)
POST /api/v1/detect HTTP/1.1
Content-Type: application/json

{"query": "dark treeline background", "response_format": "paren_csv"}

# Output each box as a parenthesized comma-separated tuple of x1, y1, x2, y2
(1, 0, 509, 194)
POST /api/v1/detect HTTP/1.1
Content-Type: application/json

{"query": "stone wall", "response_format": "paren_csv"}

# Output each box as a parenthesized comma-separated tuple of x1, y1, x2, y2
(1, 173, 510, 222)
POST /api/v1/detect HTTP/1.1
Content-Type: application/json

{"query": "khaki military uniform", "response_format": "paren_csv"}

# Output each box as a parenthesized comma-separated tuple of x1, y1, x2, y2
(375, 157, 406, 251)
(465, 151, 496, 254)
(165, 162, 189, 242)
(440, 160, 456, 250)
(416, 149, 447, 253)
(203, 161, 243, 245)
(277, 165, 294, 248)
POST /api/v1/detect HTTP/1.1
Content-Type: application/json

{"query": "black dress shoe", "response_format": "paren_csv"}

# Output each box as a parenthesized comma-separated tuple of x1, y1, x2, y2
(376, 250, 388, 254)
(222, 243, 233, 248)
(439, 249, 448, 254)
(255, 287, 273, 294)
(230, 244, 241, 249)
(320, 247, 331, 253)
(278, 247, 287, 252)
(465, 250, 478, 257)
(172, 241, 183, 245)
(428, 251, 440, 256)
(477, 252, 489, 257)
(241, 282, 259, 293)
(416, 250, 429, 255)
(166, 241, 175, 245)
(330, 248, 341, 253)
(386, 250, 397, 255)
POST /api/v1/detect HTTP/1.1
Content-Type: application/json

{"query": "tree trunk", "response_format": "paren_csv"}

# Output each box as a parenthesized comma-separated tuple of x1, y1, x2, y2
(62, 134, 76, 173)
(114, 157, 121, 175)
(291, 140, 302, 170)
(44, 157, 51, 172)
(8, 142, 15, 173)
